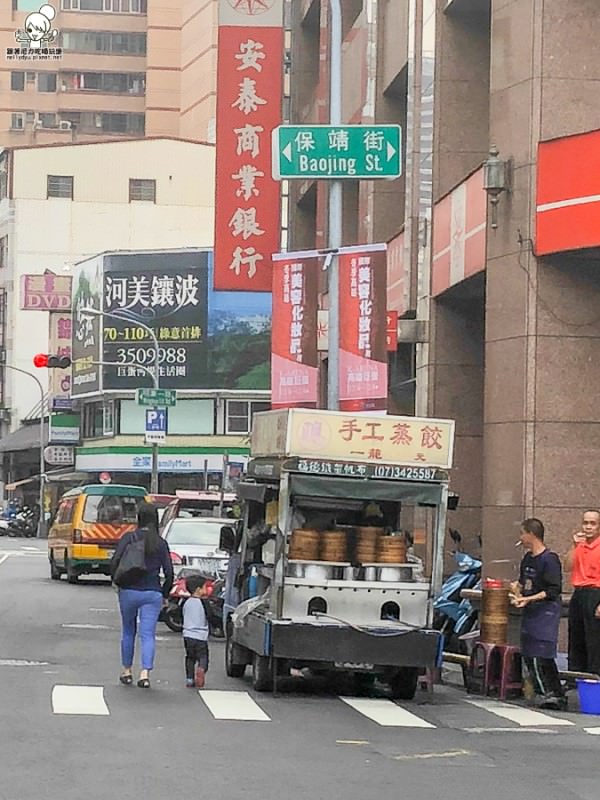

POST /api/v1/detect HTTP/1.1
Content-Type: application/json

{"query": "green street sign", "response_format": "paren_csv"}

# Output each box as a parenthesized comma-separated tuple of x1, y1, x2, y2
(272, 124, 402, 180)
(136, 388, 177, 408)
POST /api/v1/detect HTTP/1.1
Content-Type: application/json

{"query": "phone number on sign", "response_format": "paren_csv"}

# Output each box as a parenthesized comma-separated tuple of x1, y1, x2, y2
(372, 465, 437, 481)
(113, 347, 187, 366)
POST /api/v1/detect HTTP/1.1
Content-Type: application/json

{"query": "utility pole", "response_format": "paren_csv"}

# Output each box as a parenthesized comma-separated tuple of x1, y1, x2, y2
(327, 0, 342, 411)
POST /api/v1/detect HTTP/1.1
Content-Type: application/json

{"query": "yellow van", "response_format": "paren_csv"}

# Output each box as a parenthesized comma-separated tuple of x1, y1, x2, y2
(48, 484, 148, 583)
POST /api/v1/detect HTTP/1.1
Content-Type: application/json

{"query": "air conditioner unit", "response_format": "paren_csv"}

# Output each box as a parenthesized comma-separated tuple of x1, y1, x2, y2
(59, 120, 72, 131)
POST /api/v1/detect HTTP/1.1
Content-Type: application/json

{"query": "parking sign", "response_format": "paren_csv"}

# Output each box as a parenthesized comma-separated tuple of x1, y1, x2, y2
(145, 408, 167, 444)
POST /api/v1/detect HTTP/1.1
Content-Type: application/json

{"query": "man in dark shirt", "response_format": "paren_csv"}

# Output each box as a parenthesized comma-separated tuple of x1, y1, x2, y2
(511, 518, 566, 710)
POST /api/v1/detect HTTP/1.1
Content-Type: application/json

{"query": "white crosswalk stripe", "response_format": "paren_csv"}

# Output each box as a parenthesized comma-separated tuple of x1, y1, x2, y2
(199, 690, 270, 721)
(52, 685, 110, 716)
(341, 697, 435, 728)
(465, 698, 574, 727)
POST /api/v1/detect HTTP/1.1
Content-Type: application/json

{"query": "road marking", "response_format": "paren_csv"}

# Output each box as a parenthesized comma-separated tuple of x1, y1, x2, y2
(340, 697, 435, 728)
(394, 749, 472, 761)
(336, 740, 370, 746)
(61, 624, 111, 630)
(52, 685, 109, 716)
(0, 554, 9, 568)
(462, 727, 558, 734)
(199, 690, 270, 721)
(21, 546, 41, 551)
(584, 727, 600, 735)
(0, 659, 49, 666)
(466, 699, 574, 727)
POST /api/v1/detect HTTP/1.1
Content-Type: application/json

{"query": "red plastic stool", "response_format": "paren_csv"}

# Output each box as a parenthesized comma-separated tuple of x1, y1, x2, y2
(466, 641, 497, 695)
(489, 644, 522, 700)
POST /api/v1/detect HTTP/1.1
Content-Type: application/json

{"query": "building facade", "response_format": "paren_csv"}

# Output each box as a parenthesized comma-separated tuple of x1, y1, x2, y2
(286, 0, 600, 573)
(1, 1, 217, 148)
(0, 136, 215, 428)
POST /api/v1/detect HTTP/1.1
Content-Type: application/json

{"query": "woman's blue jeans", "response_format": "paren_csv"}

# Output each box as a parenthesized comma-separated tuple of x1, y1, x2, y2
(118, 589, 163, 671)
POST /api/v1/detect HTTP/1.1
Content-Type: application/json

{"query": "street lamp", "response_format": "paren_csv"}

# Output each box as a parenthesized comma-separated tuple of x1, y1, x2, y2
(81, 308, 161, 493)
(483, 144, 510, 230)
(2, 364, 46, 538)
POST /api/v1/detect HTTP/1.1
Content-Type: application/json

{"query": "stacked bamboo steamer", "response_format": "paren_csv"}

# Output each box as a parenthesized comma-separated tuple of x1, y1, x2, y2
(480, 580, 510, 645)
(355, 526, 381, 563)
(377, 534, 407, 563)
(288, 529, 320, 561)
(320, 530, 348, 562)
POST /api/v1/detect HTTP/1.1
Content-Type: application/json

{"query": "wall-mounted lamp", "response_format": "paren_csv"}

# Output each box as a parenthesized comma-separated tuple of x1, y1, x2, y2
(483, 145, 511, 230)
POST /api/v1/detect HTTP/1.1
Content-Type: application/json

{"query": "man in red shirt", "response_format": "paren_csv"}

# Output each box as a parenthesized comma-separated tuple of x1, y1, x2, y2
(565, 510, 600, 676)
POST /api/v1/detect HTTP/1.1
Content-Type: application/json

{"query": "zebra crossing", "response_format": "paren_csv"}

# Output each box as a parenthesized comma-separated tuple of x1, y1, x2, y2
(45, 684, 600, 734)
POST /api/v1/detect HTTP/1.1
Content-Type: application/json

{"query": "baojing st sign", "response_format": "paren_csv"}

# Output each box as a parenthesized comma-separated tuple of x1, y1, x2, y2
(272, 125, 402, 180)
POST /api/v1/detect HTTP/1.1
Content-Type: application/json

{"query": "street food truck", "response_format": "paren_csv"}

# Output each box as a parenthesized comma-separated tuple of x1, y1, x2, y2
(220, 408, 456, 699)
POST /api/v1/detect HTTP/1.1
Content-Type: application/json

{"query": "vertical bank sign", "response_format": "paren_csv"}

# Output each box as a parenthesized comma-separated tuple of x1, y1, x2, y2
(339, 245, 388, 412)
(271, 254, 319, 408)
(102, 252, 209, 390)
(213, 0, 284, 292)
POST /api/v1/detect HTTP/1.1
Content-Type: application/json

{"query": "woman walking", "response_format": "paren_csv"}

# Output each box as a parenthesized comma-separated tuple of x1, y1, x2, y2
(110, 503, 174, 688)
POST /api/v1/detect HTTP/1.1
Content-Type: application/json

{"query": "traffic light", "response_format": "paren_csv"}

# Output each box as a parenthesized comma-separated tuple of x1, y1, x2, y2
(33, 353, 72, 369)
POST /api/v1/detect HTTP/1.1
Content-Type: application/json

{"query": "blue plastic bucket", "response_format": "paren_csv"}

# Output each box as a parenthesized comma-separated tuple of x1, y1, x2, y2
(576, 679, 600, 715)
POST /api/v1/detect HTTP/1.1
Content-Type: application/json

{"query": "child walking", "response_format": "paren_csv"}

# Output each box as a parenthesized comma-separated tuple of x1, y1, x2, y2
(183, 575, 210, 688)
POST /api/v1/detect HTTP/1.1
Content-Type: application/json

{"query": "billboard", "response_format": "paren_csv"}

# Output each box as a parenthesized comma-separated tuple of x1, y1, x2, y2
(21, 273, 71, 311)
(71, 249, 271, 395)
(271, 255, 319, 408)
(213, 0, 284, 291)
(48, 312, 72, 399)
(71, 255, 102, 396)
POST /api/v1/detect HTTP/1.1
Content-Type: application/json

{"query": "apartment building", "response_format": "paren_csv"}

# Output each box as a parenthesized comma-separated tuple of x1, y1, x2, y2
(1, 1, 217, 147)
(287, 0, 600, 573)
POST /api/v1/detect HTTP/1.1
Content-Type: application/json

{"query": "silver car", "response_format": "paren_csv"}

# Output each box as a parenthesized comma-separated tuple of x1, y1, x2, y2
(162, 517, 231, 574)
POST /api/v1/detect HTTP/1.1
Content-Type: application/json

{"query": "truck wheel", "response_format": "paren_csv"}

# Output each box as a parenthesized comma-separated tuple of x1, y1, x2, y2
(252, 653, 272, 692)
(389, 667, 419, 700)
(225, 630, 247, 678)
(49, 554, 62, 581)
(65, 558, 79, 584)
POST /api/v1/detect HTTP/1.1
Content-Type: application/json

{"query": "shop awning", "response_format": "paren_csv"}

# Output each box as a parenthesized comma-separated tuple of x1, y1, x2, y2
(5, 469, 88, 491)
(0, 424, 48, 453)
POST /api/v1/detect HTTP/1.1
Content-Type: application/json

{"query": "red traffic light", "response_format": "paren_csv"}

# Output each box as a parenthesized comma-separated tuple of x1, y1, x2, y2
(33, 353, 72, 369)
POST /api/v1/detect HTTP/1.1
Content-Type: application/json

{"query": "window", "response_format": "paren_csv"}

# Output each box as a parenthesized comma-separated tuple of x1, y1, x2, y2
(10, 72, 24, 91)
(0, 237, 7, 269)
(39, 113, 57, 128)
(26, 72, 36, 84)
(61, 72, 145, 95)
(82, 401, 103, 438)
(103, 400, 115, 436)
(80, 0, 103, 9)
(60, 30, 146, 55)
(101, 112, 145, 135)
(83, 495, 141, 524)
(226, 400, 271, 434)
(10, 113, 25, 131)
(0, 155, 7, 200)
(38, 73, 57, 93)
(62, 0, 147, 9)
(47, 175, 74, 199)
(129, 179, 156, 202)
(16, 1, 41, 9)
(56, 497, 76, 525)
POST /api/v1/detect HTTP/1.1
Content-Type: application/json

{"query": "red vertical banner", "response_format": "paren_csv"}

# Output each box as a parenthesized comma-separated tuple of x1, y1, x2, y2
(213, 1, 284, 291)
(271, 256, 319, 408)
(339, 248, 388, 412)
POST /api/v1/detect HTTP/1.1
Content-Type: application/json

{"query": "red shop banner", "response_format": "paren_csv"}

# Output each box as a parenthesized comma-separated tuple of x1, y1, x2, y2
(213, 0, 284, 292)
(271, 255, 319, 409)
(339, 247, 388, 412)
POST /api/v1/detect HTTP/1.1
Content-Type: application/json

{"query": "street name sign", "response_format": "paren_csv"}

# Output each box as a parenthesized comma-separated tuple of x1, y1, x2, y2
(145, 408, 167, 445)
(272, 125, 402, 180)
(137, 388, 177, 408)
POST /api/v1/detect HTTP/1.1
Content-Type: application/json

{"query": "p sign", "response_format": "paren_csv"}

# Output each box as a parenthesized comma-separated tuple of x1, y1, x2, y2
(145, 407, 167, 444)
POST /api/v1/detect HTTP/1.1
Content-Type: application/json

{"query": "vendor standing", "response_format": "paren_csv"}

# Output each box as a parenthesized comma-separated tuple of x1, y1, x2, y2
(564, 509, 600, 676)
(511, 518, 566, 710)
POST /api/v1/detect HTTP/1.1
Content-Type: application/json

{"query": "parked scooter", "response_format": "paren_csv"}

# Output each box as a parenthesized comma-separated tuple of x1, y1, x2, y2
(7, 506, 38, 538)
(160, 567, 225, 638)
(433, 529, 482, 654)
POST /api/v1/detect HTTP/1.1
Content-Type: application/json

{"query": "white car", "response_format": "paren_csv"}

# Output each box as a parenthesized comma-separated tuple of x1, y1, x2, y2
(162, 517, 231, 574)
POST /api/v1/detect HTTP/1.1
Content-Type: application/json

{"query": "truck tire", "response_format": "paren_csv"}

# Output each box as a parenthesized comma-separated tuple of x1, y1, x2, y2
(49, 553, 62, 581)
(65, 558, 79, 584)
(252, 653, 272, 692)
(389, 667, 419, 700)
(225, 631, 247, 679)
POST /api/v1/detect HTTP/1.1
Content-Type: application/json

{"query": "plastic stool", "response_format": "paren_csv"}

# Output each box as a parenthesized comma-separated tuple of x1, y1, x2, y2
(419, 667, 441, 693)
(466, 641, 497, 695)
(489, 644, 522, 700)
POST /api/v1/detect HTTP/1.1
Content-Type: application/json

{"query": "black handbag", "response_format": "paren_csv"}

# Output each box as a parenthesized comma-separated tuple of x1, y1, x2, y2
(113, 533, 147, 587)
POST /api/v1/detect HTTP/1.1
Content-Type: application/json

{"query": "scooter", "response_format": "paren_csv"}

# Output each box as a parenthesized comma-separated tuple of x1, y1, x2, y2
(433, 529, 482, 654)
(160, 567, 225, 638)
